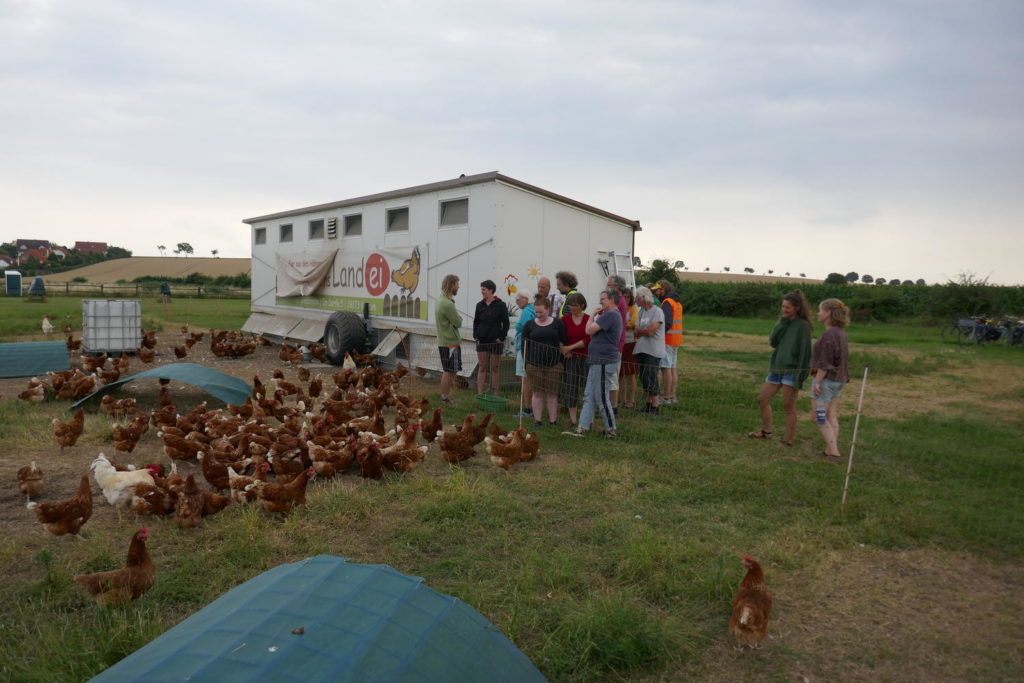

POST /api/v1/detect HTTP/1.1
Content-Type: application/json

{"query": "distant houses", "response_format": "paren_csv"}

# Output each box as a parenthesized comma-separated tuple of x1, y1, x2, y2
(5, 239, 109, 266)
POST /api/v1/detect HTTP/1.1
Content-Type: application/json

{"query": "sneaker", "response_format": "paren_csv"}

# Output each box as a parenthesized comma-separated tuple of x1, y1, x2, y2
(562, 427, 586, 437)
(534, 420, 544, 429)
(440, 396, 456, 406)
(516, 410, 534, 419)
(604, 430, 618, 439)
(644, 405, 660, 415)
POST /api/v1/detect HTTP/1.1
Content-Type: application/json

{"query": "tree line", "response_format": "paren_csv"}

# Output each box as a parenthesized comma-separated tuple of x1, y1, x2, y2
(635, 261, 1023, 321)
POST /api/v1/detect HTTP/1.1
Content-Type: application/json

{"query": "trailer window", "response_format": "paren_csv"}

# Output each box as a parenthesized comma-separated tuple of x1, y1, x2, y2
(280, 224, 293, 242)
(254, 228, 266, 245)
(344, 214, 362, 236)
(386, 207, 409, 233)
(439, 198, 468, 226)
(309, 219, 324, 240)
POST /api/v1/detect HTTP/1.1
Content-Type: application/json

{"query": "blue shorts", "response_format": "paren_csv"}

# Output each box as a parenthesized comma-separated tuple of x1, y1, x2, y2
(765, 371, 799, 388)
(660, 346, 678, 369)
(814, 378, 845, 407)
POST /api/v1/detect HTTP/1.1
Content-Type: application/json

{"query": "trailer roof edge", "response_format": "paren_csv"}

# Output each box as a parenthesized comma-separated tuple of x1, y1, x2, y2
(241, 172, 641, 231)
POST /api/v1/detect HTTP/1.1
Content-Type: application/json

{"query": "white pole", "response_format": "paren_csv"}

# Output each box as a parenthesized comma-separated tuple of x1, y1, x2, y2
(841, 365, 870, 513)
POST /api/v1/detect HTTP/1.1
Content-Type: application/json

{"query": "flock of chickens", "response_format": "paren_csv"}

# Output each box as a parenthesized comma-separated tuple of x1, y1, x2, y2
(13, 325, 772, 647)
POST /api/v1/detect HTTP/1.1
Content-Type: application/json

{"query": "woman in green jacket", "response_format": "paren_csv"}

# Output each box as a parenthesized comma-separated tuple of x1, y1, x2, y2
(748, 289, 812, 446)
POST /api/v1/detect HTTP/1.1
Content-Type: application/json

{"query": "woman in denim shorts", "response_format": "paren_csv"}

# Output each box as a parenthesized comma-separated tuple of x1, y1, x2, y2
(749, 290, 812, 446)
(811, 299, 850, 461)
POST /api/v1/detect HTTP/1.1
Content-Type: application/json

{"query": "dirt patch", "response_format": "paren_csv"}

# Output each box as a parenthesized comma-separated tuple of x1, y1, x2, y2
(703, 548, 1024, 681)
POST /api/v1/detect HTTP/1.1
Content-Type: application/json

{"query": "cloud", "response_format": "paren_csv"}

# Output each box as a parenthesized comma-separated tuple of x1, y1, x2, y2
(1, 0, 1021, 283)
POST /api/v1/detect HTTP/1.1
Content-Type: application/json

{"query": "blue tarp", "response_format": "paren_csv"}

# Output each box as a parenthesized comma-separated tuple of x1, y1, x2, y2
(0, 340, 69, 378)
(72, 362, 252, 409)
(91, 555, 546, 682)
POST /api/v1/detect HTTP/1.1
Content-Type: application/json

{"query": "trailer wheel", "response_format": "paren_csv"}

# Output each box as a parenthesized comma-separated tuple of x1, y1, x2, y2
(324, 311, 367, 365)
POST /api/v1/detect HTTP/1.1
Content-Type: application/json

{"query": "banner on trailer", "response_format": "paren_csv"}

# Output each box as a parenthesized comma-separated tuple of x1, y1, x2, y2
(275, 246, 426, 320)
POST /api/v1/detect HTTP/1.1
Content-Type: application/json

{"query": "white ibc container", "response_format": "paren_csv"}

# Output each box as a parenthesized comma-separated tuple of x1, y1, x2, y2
(82, 299, 142, 354)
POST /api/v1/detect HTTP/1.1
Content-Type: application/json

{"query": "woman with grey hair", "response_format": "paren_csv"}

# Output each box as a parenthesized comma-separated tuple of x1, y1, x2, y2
(632, 286, 665, 414)
(513, 289, 535, 418)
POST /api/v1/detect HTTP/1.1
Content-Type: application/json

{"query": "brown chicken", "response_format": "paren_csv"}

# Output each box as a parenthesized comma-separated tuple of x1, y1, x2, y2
(485, 428, 528, 470)
(81, 353, 108, 373)
(729, 556, 772, 648)
(279, 342, 303, 365)
(421, 407, 444, 442)
(227, 461, 271, 504)
(52, 408, 86, 450)
(173, 345, 188, 359)
(297, 366, 310, 382)
(66, 334, 82, 352)
(172, 473, 205, 528)
(27, 474, 93, 536)
(439, 415, 478, 463)
(17, 461, 44, 500)
(307, 440, 355, 479)
(131, 482, 177, 516)
(74, 528, 155, 606)
(249, 466, 316, 517)
(201, 490, 232, 517)
(100, 395, 137, 418)
(136, 347, 156, 363)
(308, 342, 326, 362)
(113, 413, 150, 453)
(198, 451, 250, 492)
(18, 378, 47, 402)
(381, 424, 428, 473)
(140, 329, 158, 349)
(355, 441, 384, 480)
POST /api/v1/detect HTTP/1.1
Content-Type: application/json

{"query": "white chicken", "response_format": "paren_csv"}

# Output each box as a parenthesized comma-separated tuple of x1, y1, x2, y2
(90, 453, 158, 515)
(42, 315, 55, 335)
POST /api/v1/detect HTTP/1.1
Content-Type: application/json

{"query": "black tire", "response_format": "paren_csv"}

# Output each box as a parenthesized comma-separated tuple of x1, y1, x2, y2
(940, 324, 959, 344)
(324, 311, 367, 365)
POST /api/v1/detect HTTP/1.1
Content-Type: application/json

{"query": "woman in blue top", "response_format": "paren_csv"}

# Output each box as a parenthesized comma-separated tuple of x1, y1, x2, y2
(513, 290, 535, 418)
(566, 289, 622, 438)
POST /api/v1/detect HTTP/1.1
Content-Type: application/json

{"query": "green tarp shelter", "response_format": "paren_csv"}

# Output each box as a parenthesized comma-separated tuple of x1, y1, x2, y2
(91, 555, 546, 682)
(72, 362, 251, 409)
(0, 341, 69, 378)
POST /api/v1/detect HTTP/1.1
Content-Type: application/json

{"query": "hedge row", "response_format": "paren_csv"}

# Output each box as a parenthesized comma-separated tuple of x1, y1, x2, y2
(670, 280, 1024, 321)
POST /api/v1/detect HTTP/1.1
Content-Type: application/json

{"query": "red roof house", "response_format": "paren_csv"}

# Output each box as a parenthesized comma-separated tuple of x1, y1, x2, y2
(75, 241, 108, 254)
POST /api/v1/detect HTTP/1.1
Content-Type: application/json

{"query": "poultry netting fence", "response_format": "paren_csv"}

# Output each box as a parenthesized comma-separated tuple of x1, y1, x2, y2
(397, 336, 864, 447)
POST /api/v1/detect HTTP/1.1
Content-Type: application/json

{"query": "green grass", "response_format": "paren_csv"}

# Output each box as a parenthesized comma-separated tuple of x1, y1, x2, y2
(1, 312, 1022, 680)
(0, 296, 251, 341)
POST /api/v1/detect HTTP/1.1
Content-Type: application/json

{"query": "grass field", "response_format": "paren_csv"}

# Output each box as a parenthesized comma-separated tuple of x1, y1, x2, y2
(0, 297, 252, 342)
(0, 304, 1022, 680)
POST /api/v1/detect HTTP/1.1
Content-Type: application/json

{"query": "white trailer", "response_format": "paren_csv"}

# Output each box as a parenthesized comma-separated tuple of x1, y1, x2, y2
(242, 172, 640, 374)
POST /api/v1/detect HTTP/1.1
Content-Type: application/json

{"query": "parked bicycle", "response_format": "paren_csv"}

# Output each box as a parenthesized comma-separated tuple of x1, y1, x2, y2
(942, 316, 1024, 346)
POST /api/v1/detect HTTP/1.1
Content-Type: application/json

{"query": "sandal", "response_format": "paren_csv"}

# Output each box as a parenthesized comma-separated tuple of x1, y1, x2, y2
(747, 430, 772, 439)
(780, 440, 793, 447)
(820, 452, 842, 462)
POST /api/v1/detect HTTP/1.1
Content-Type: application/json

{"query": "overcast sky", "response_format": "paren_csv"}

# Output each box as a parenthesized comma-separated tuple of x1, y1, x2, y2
(2, 0, 1021, 284)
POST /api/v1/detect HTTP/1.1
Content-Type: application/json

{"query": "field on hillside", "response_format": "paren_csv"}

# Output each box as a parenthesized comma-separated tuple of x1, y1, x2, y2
(41, 257, 250, 283)
(0, 307, 1021, 681)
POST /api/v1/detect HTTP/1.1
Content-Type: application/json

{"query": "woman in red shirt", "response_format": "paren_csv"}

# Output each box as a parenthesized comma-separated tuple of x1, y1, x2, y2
(558, 292, 590, 427)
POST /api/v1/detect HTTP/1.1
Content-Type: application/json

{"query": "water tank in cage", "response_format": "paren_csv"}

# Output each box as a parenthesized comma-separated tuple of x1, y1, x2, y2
(82, 299, 142, 354)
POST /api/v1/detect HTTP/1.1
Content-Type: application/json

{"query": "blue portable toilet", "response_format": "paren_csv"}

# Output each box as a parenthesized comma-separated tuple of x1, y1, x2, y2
(4, 270, 22, 296)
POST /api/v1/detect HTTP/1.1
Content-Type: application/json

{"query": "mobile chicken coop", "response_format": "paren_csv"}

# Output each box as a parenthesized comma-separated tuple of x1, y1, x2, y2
(242, 172, 640, 374)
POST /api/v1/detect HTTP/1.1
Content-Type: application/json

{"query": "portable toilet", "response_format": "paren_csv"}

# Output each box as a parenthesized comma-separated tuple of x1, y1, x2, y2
(82, 299, 142, 354)
(4, 270, 22, 296)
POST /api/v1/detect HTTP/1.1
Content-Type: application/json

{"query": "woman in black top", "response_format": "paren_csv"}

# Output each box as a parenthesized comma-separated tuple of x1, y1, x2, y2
(473, 279, 509, 395)
(521, 297, 567, 426)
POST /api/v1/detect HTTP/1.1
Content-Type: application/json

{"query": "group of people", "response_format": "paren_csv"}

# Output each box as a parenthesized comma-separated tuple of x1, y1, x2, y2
(434, 271, 685, 439)
(435, 273, 850, 456)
